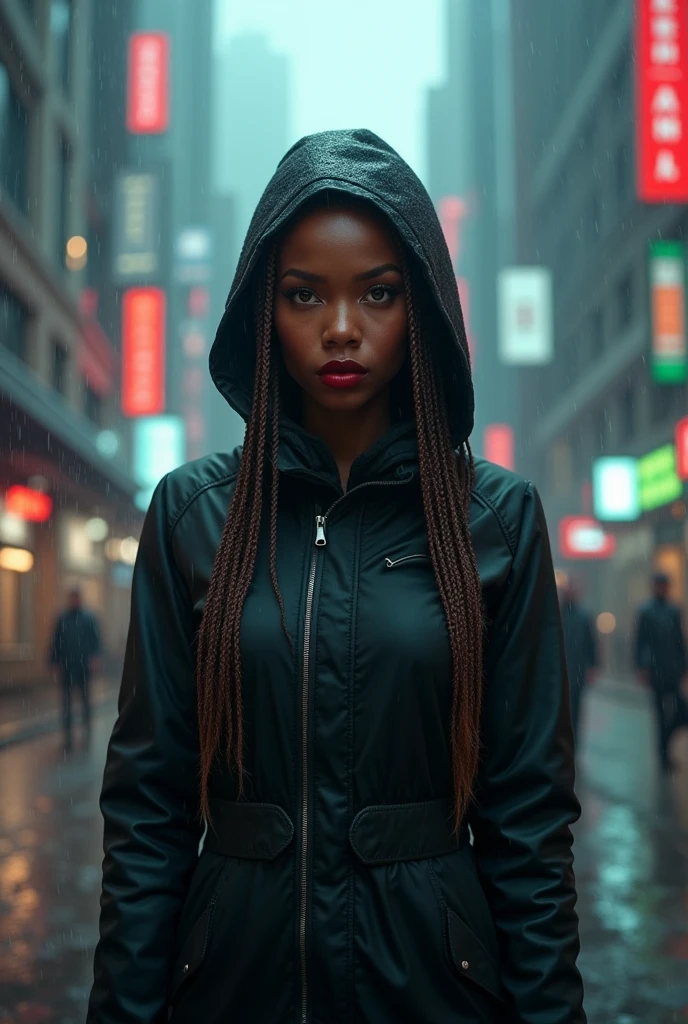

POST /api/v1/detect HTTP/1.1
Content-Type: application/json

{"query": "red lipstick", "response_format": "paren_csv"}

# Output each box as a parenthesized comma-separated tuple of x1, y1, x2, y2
(317, 359, 369, 390)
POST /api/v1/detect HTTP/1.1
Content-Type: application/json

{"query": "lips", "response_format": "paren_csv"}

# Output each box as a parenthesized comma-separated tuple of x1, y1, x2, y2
(317, 359, 369, 390)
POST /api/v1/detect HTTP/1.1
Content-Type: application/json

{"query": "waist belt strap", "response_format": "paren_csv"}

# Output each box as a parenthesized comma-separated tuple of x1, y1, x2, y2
(349, 798, 468, 865)
(205, 800, 294, 861)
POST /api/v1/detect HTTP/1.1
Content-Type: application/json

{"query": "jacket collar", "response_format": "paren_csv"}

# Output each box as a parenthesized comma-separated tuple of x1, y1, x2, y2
(277, 418, 419, 498)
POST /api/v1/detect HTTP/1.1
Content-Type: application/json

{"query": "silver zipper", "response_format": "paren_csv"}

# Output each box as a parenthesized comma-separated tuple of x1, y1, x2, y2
(384, 554, 430, 569)
(300, 512, 320, 1024)
(299, 471, 413, 1022)
(312, 475, 412, 549)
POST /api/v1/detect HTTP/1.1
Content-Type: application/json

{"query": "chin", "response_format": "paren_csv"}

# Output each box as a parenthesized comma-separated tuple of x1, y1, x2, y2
(313, 390, 371, 412)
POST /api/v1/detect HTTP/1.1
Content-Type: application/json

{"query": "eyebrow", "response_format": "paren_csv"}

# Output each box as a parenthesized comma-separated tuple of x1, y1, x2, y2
(280, 263, 402, 284)
(354, 263, 402, 281)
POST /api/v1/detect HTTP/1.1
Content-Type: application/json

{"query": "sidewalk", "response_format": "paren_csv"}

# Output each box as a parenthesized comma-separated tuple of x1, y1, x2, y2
(0, 675, 120, 749)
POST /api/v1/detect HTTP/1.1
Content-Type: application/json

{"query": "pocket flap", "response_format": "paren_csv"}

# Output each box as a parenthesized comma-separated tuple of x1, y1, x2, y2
(447, 909, 503, 1003)
(169, 904, 212, 1002)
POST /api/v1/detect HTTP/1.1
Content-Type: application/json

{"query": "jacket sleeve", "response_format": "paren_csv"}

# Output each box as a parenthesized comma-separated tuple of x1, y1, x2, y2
(468, 483, 585, 1024)
(88, 474, 203, 1023)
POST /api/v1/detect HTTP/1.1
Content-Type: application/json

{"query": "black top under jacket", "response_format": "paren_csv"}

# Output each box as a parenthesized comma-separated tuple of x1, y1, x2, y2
(89, 129, 584, 1024)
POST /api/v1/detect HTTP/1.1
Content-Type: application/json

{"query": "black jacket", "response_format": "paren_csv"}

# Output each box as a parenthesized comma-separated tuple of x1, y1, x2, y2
(89, 129, 584, 1024)
(50, 608, 100, 675)
(635, 597, 686, 686)
(560, 602, 597, 688)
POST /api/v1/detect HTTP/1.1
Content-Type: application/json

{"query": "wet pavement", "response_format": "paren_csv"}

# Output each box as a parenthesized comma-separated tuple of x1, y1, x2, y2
(0, 679, 686, 1023)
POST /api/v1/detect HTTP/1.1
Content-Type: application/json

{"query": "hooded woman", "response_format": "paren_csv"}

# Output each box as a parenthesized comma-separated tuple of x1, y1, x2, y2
(88, 129, 585, 1024)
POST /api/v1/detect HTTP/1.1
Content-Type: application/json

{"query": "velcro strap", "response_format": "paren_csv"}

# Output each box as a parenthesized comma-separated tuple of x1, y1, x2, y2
(349, 798, 467, 865)
(205, 800, 294, 860)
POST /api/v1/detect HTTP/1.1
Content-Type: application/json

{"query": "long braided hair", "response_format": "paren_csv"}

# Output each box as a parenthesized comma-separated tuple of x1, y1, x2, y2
(196, 232, 484, 830)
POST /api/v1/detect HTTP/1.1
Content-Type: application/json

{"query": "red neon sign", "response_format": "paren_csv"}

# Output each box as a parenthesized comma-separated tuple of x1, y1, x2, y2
(559, 516, 616, 560)
(636, 0, 688, 202)
(6, 486, 53, 523)
(676, 416, 688, 478)
(484, 424, 514, 471)
(122, 288, 166, 417)
(127, 33, 170, 134)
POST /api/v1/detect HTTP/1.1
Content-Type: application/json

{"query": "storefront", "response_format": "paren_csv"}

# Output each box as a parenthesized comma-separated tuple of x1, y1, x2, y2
(0, 397, 142, 690)
(0, 497, 35, 665)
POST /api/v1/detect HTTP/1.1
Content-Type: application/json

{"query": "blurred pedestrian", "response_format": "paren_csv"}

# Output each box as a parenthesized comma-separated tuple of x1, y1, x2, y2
(89, 129, 584, 1023)
(49, 586, 101, 750)
(634, 572, 687, 774)
(559, 579, 598, 744)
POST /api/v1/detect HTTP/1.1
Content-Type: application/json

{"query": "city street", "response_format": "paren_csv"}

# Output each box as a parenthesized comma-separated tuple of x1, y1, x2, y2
(0, 680, 686, 1023)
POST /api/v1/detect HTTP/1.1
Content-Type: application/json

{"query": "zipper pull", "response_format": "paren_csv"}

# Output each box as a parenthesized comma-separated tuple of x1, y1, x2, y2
(315, 515, 327, 547)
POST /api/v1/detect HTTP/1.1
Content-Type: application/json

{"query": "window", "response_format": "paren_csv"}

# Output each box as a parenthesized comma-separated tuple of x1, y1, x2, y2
(612, 48, 631, 110)
(56, 136, 70, 266)
(651, 384, 683, 426)
(19, 0, 38, 28)
(0, 60, 29, 214)
(590, 191, 601, 242)
(0, 565, 32, 650)
(560, 335, 579, 388)
(53, 342, 69, 396)
(51, 0, 73, 92)
(0, 286, 28, 361)
(594, 408, 609, 455)
(84, 384, 102, 425)
(619, 383, 635, 442)
(590, 307, 604, 358)
(615, 141, 630, 205)
(617, 271, 634, 331)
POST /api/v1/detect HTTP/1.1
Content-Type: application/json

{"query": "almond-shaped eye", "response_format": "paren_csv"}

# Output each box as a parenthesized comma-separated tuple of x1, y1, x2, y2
(283, 287, 321, 305)
(365, 285, 398, 303)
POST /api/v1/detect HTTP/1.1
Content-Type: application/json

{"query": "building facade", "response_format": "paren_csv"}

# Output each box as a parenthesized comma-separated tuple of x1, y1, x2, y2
(0, 0, 140, 688)
(511, 0, 688, 668)
(426, 0, 518, 459)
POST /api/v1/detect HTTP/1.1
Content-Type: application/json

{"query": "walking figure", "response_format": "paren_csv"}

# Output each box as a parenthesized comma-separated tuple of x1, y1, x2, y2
(634, 572, 687, 774)
(50, 587, 101, 750)
(559, 579, 598, 745)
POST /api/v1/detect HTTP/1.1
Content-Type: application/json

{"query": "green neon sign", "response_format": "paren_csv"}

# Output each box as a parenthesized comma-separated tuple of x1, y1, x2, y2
(638, 444, 682, 512)
(648, 240, 688, 384)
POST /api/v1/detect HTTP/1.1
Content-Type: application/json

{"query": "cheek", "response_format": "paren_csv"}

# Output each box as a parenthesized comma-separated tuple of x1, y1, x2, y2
(376, 309, 408, 374)
(274, 305, 311, 377)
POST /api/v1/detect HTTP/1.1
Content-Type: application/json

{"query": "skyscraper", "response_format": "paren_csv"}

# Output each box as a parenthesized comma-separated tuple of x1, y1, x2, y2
(426, 0, 518, 456)
(213, 32, 291, 263)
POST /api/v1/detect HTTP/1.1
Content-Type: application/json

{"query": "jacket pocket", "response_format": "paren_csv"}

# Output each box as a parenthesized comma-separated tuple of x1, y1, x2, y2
(446, 907, 504, 1005)
(384, 554, 431, 569)
(167, 864, 227, 1015)
(429, 861, 504, 1016)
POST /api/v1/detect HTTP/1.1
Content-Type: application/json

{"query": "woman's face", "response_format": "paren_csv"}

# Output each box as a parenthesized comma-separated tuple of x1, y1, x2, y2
(274, 203, 408, 420)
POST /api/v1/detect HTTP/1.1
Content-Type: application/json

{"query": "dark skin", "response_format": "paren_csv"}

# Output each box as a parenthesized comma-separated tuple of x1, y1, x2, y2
(274, 205, 408, 490)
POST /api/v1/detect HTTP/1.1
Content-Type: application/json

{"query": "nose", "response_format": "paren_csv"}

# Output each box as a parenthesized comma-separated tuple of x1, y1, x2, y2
(322, 299, 362, 348)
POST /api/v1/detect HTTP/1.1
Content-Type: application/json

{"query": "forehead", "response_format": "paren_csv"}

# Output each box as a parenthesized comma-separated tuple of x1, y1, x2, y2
(277, 204, 399, 265)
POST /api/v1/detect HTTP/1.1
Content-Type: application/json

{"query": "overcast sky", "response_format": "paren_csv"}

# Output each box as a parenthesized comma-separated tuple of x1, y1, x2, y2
(213, 0, 446, 183)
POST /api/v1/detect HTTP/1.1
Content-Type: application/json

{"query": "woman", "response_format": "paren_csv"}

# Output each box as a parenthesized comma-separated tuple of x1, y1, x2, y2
(89, 129, 584, 1023)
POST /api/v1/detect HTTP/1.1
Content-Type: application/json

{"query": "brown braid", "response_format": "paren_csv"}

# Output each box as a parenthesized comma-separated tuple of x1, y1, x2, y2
(401, 253, 483, 827)
(196, 243, 483, 830)
(196, 245, 280, 821)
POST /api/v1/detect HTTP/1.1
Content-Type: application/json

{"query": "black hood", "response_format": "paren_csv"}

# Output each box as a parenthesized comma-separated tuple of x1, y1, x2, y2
(209, 128, 474, 446)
